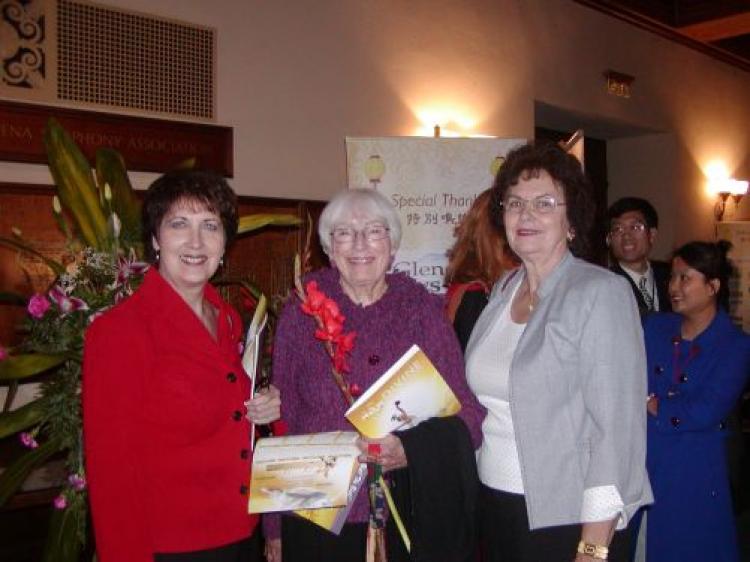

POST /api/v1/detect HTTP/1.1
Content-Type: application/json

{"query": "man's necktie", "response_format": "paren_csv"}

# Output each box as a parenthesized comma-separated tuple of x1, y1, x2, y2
(638, 276, 654, 311)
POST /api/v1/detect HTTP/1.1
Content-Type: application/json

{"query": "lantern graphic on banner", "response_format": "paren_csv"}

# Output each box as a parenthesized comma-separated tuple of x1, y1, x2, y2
(364, 154, 386, 188)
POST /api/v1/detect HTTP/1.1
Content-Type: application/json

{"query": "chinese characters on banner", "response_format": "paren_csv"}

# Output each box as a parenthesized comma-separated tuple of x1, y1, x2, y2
(717, 221, 750, 331)
(346, 137, 525, 293)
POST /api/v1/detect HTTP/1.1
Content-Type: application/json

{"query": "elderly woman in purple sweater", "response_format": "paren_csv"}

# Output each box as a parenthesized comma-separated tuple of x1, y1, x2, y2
(263, 188, 485, 562)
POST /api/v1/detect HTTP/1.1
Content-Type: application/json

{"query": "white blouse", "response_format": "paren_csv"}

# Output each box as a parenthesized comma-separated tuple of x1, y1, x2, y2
(466, 284, 526, 493)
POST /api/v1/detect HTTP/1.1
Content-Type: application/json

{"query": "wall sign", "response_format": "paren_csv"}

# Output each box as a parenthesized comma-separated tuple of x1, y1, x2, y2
(0, 101, 233, 176)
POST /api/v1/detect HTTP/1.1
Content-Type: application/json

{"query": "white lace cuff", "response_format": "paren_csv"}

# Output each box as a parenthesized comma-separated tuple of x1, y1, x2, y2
(581, 485, 626, 530)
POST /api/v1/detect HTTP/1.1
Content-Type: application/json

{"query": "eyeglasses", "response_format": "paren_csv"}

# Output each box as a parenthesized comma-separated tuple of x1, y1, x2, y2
(330, 224, 390, 245)
(609, 222, 647, 237)
(502, 195, 566, 215)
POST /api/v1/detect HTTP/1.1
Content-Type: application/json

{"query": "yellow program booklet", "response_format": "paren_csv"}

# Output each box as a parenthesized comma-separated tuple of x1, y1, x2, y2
(294, 462, 367, 535)
(345, 344, 462, 438)
(248, 431, 361, 514)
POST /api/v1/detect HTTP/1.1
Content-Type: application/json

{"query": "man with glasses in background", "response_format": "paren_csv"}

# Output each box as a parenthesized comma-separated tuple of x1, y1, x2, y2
(606, 197, 671, 317)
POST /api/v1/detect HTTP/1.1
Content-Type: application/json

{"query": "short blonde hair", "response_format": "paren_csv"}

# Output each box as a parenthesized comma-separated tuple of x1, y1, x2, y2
(318, 188, 402, 257)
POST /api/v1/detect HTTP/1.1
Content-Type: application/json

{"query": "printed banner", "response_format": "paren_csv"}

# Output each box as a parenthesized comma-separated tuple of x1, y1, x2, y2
(346, 137, 524, 292)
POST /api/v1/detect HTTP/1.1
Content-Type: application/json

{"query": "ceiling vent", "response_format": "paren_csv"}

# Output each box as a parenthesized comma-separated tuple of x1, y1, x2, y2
(1, 0, 216, 121)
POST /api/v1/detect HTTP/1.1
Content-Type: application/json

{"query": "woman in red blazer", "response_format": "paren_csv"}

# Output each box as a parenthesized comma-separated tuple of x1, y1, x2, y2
(83, 170, 280, 562)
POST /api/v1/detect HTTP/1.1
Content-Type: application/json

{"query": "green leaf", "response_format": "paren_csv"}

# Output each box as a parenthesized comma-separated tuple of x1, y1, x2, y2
(95, 148, 142, 246)
(237, 214, 301, 234)
(0, 437, 61, 506)
(44, 119, 109, 249)
(0, 237, 66, 275)
(0, 354, 68, 381)
(0, 398, 46, 438)
(0, 291, 27, 306)
(173, 156, 196, 170)
(42, 500, 84, 562)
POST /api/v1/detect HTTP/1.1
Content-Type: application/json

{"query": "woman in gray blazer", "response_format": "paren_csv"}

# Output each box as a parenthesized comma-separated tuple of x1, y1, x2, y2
(465, 142, 652, 562)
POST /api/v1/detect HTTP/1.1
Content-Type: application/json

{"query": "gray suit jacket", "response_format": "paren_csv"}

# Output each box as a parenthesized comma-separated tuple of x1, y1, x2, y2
(466, 251, 653, 529)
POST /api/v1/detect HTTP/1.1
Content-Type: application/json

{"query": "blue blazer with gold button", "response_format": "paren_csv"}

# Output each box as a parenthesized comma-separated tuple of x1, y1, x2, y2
(643, 310, 750, 562)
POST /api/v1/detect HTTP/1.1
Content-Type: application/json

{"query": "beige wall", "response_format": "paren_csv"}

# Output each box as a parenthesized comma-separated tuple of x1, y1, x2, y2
(3, 0, 749, 252)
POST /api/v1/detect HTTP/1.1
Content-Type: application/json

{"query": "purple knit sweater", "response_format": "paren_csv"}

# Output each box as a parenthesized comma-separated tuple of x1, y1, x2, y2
(263, 267, 485, 540)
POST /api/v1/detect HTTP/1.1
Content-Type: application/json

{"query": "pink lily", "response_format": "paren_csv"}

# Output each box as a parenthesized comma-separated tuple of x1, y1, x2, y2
(53, 495, 67, 510)
(48, 285, 89, 316)
(67, 473, 87, 491)
(20, 432, 39, 449)
(27, 294, 51, 319)
(112, 254, 149, 289)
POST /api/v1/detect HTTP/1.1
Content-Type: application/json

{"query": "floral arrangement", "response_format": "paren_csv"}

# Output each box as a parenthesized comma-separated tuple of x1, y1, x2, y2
(0, 120, 146, 561)
(0, 119, 300, 561)
(23, 249, 147, 502)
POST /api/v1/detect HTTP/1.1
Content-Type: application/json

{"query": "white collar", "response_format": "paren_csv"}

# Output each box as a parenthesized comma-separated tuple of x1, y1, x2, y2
(619, 261, 652, 282)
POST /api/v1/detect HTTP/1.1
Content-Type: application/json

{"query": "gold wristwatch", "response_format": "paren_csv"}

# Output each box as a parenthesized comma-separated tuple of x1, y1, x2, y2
(577, 540, 609, 560)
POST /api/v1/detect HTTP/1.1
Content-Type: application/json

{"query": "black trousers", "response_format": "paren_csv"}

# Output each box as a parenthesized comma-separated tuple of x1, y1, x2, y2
(153, 532, 262, 562)
(281, 515, 411, 562)
(479, 485, 629, 562)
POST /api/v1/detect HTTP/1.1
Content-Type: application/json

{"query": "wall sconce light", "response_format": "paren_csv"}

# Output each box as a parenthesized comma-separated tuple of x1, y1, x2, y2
(364, 154, 386, 188)
(604, 70, 634, 98)
(712, 178, 749, 221)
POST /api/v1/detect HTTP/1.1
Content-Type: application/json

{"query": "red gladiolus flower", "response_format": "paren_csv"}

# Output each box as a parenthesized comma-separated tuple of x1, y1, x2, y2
(301, 281, 327, 315)
(315, 305, 344, 341)
(333, 350, 349, 374)
(297, 280, 356, 386)
(335, 331, 356, 353)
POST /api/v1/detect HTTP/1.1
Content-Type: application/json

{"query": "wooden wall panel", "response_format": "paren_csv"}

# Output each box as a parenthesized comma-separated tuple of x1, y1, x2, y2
(0, 182, 326, 346)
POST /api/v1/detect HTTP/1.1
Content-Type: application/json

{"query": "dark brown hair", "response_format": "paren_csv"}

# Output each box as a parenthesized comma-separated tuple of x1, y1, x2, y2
(142, 169, 238, 262)
(445, 189, 509, 287)
(673, 240, 734, 311)
(490, 141, 595, 259)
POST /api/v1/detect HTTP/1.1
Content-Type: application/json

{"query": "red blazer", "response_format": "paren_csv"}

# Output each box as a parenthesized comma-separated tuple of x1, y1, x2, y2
(83, 269, 259, 562)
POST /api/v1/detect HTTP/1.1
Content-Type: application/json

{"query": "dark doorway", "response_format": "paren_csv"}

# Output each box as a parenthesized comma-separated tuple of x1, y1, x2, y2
(534, 127, 609, 266)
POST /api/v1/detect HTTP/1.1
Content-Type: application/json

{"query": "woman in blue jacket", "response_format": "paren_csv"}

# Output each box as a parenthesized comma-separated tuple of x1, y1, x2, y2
(643, 240, 750, 562)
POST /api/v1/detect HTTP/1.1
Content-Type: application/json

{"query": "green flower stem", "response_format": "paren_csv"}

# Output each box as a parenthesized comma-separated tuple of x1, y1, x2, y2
(0, 437, 62, 506)
(0, 353, 69, 381)
(0, 398, 47, 438)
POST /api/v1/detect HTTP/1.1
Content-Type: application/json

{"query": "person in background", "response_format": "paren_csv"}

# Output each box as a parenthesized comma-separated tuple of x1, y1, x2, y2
(444, 188, 512, 352)
(83, 170, 281, 562)
(264, 188, 485, 562)
(607, 197, 671, 317)
(641, 240, 750, 562)
(466, 142, 652, 562)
